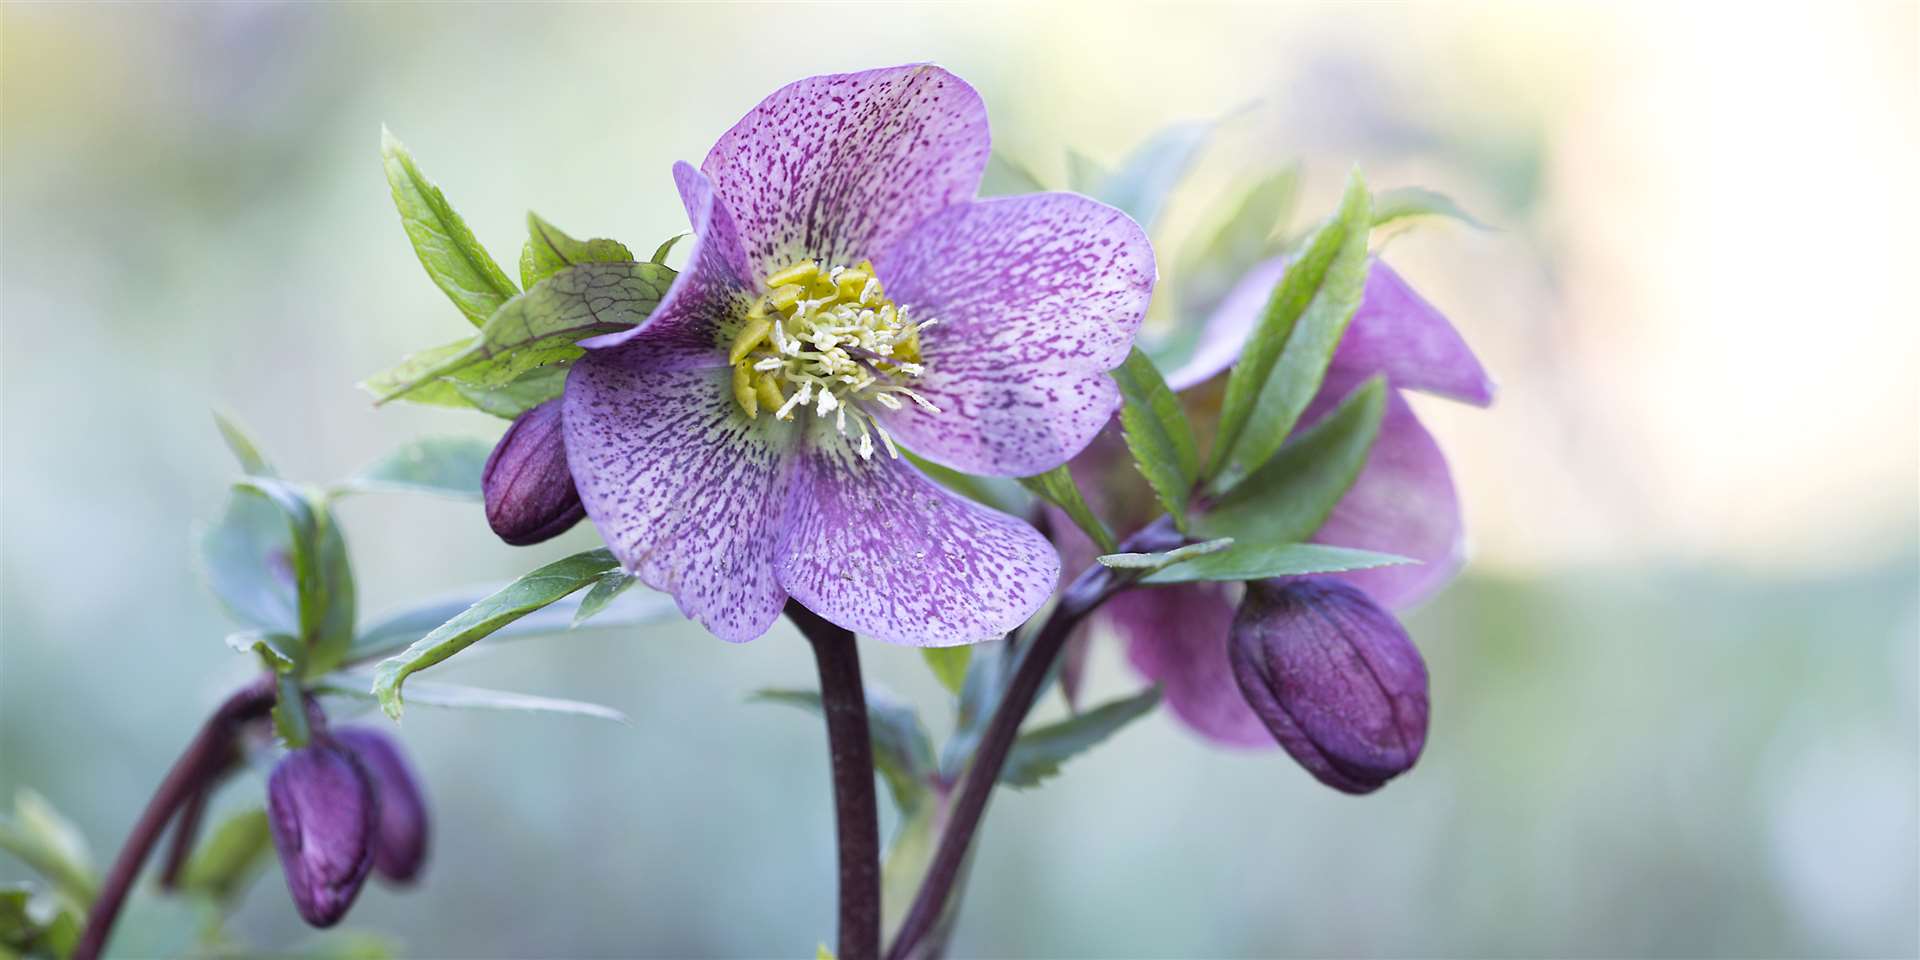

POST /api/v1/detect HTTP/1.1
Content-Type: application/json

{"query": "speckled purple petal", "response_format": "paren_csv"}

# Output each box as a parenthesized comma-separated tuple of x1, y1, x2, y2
(1305, 371, 1465, 610)
(1166, 257, 1493, 407)
(563, 350, 796, 642)
(773, 424, 1058, 646)
(1112, 582, 1271, 748)
(577, 162, 752, 360)
(871, 193, 1155, 476)
(702, 65, 990, 276)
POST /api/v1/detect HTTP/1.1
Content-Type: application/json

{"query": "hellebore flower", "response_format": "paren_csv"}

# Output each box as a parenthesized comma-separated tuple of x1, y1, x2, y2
(482, 398, 585, 546)
(1092, 258, 1491, 752)
(266, 742, 377, 927)
(333, 726, 430, 884)
(562, 65, 1155, 645)
(1229, 577, 1429, 794)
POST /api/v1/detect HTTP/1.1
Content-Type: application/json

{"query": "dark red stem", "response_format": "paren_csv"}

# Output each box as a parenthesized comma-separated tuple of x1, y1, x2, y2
(788, 601, 882, 960)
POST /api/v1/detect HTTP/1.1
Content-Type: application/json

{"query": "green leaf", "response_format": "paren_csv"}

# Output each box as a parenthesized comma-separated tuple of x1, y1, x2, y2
(381, 127, 517, 327)
(900, 451, 1030, 517)
(0, 790, 95, 907)
(1001, 686, 1161, 788)
(358, 339, 484, 413)
(211, 411, 275, 477)
(1139, 542, 1410, 585)
(650, 233, 690, 265)
(1372, 186, 1488, 231)
(196, 491, 300, 636)
(572, 570, 636, 627)
(0, 884, 81, 958)
(751, 687, 937, 815)
(364, 261, 672, 406)
(921, 646, 970, 697)
(1206, 170, 1373, 491)
(224, 630, 300, 673)
(315, 676, 626, 723)
(1086, 121, 1212, 230)
(519, 212, 636, 289)
(1018, 466, 1116, 554)
(226, 477, 355, 673)
(1192, 376, 1386, 546)
(273, 672, 310, 747)
(1096, 537, 1234, 574)
(451, 365, 569, 419)
(178, 808, 272, 903)
(1172, 165, 1300, 328)
(343, 580, 675, 666)
(371, 549, 621, 719)
(980, 152, 1047, 197)
(334, 436, 492, 500)
(1110, 348, 1200, 530)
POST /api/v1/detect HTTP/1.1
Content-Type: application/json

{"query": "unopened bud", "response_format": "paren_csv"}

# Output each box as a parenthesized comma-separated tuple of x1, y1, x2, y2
(1229, 577, 1429, 794)
(267, 743, 377, 926)
(482, 398, 584, 546)
(333, 726, 430, 884)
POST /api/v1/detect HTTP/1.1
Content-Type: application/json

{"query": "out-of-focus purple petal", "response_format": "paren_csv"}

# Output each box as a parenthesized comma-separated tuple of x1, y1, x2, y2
(563, 351, 795, 641)
(1114, 582, 1271, 748)
(1304, 371, 1465, 610)
(332, 727, 429, 885)
(872, 193, 1154, 476)
(482, 398, 584, 546)
(702, 65, 990, 275)
(267, 744, 376, 928)
(773, 425, 1058, 647)
(1164, 257, 1492, 407)
(578, 163, 753, 358)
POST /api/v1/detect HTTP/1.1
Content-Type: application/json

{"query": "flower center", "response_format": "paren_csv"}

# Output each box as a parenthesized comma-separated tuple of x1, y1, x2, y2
(727, 258, 939, 460)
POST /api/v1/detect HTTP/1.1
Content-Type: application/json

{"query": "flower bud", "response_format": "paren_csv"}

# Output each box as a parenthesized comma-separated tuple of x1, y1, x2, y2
(1228, 577, 1429, 794)
(482, 398, 585, 546)
(333, 726, 430, 885)
(266, 743, 377, 927)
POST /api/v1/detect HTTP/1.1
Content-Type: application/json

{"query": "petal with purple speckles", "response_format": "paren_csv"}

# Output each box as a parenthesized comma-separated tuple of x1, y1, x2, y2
(563, 348, 796, 641)
(774, 423, 1058, 647)
(870, 193, 1155, 476)
(578, 162, 753, 359)
(1111, 582, 1271, 748)
(1306, 370, 1465, 610)
(1166, 257, 1493, 407)
(702, 65, 990, 276)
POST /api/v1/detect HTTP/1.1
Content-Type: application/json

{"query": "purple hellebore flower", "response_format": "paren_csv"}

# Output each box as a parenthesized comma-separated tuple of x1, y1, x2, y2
(1229, 577, 1429, 794)
(561, 65, 1155, 645)
(333, 726, 430, 885)
(266, 742, 377, 927)
(482, 398, 586, 546)
(1091, 257, 1492, 747)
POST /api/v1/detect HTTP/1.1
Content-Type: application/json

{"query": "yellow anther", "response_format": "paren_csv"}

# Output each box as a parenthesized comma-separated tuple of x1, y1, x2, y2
(730, 316, 772, 365)
(731, 362, 758, 419)
(754, 373, 785, 411)
(835, 269, 871, 300)
(766, 284, 804, 312)
(765, 261, 819, 288)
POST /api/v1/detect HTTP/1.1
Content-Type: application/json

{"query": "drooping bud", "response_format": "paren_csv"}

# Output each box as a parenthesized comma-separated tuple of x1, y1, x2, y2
(1228, 577, 1429, 794)
(333, 726, 430, 884)
(266, 743, 377, 926)
(482, 398, 585, 546)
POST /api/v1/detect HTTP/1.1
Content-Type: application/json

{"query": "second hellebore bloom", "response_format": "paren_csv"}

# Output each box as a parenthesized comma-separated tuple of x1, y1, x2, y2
(482, 398, 585, 546)
(332, 726, 431, 884)
(562, 65, 1155, 645)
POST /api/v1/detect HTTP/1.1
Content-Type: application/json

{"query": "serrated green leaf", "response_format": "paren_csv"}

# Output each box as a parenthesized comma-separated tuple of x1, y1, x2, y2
(1018, 466, 1115, 554)
(1372, 186, 1488, 231)
(1001, 686, 1161, 788)
(1139, 542, 1409, 585)
(572, 571, 635, 627)
(921, 646, 970, 697)
(451, 365, 569, 419)
(751, 687, 935, 815)
(365, 261, 672, 406)
(1096, 537, 1234, 573)
(178, 808, 272, 904)
(1193, 376, 1385, 547)
(371, 549, 621, 719)
(343, 580, 676, 666)
(980, 152, 1047, 197)
(334, 436, 492, 500)
(224, 630, 299, 673)
(519, 212, 636, 289)
(211, 411, 275, 478)
(358, 339, 484, 413)
(0, 790, 96, 908)
(1206, 170, 1373, 491)
(381, 127, 517, 327)
(316, 676, 626, 723)
(1111, 348, 1200, 529)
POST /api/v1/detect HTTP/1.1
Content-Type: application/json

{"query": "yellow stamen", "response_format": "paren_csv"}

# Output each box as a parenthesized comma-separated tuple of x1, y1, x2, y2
(765, 260, 819, 288)
(730, 316, 772, 365)
(731, 362, 758, 419)
(754, 374, 785, 411)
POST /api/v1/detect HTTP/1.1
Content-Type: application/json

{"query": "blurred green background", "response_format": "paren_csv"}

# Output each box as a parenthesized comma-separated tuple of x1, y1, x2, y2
(3, 3, 1915, 957)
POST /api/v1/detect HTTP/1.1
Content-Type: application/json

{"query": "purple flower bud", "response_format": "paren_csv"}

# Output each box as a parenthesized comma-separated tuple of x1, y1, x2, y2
(482, 398, 585, 546)
(266, 743, 377, 927)
(333, 726, 430, 885)
(1228, 577, 1429, 794)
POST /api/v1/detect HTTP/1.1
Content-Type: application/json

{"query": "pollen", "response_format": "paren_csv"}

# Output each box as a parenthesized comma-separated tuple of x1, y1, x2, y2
(727, 258, 939, 460)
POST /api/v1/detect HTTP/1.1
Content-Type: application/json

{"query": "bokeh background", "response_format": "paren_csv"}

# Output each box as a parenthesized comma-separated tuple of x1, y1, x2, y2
(4, 3, 1916, 957)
